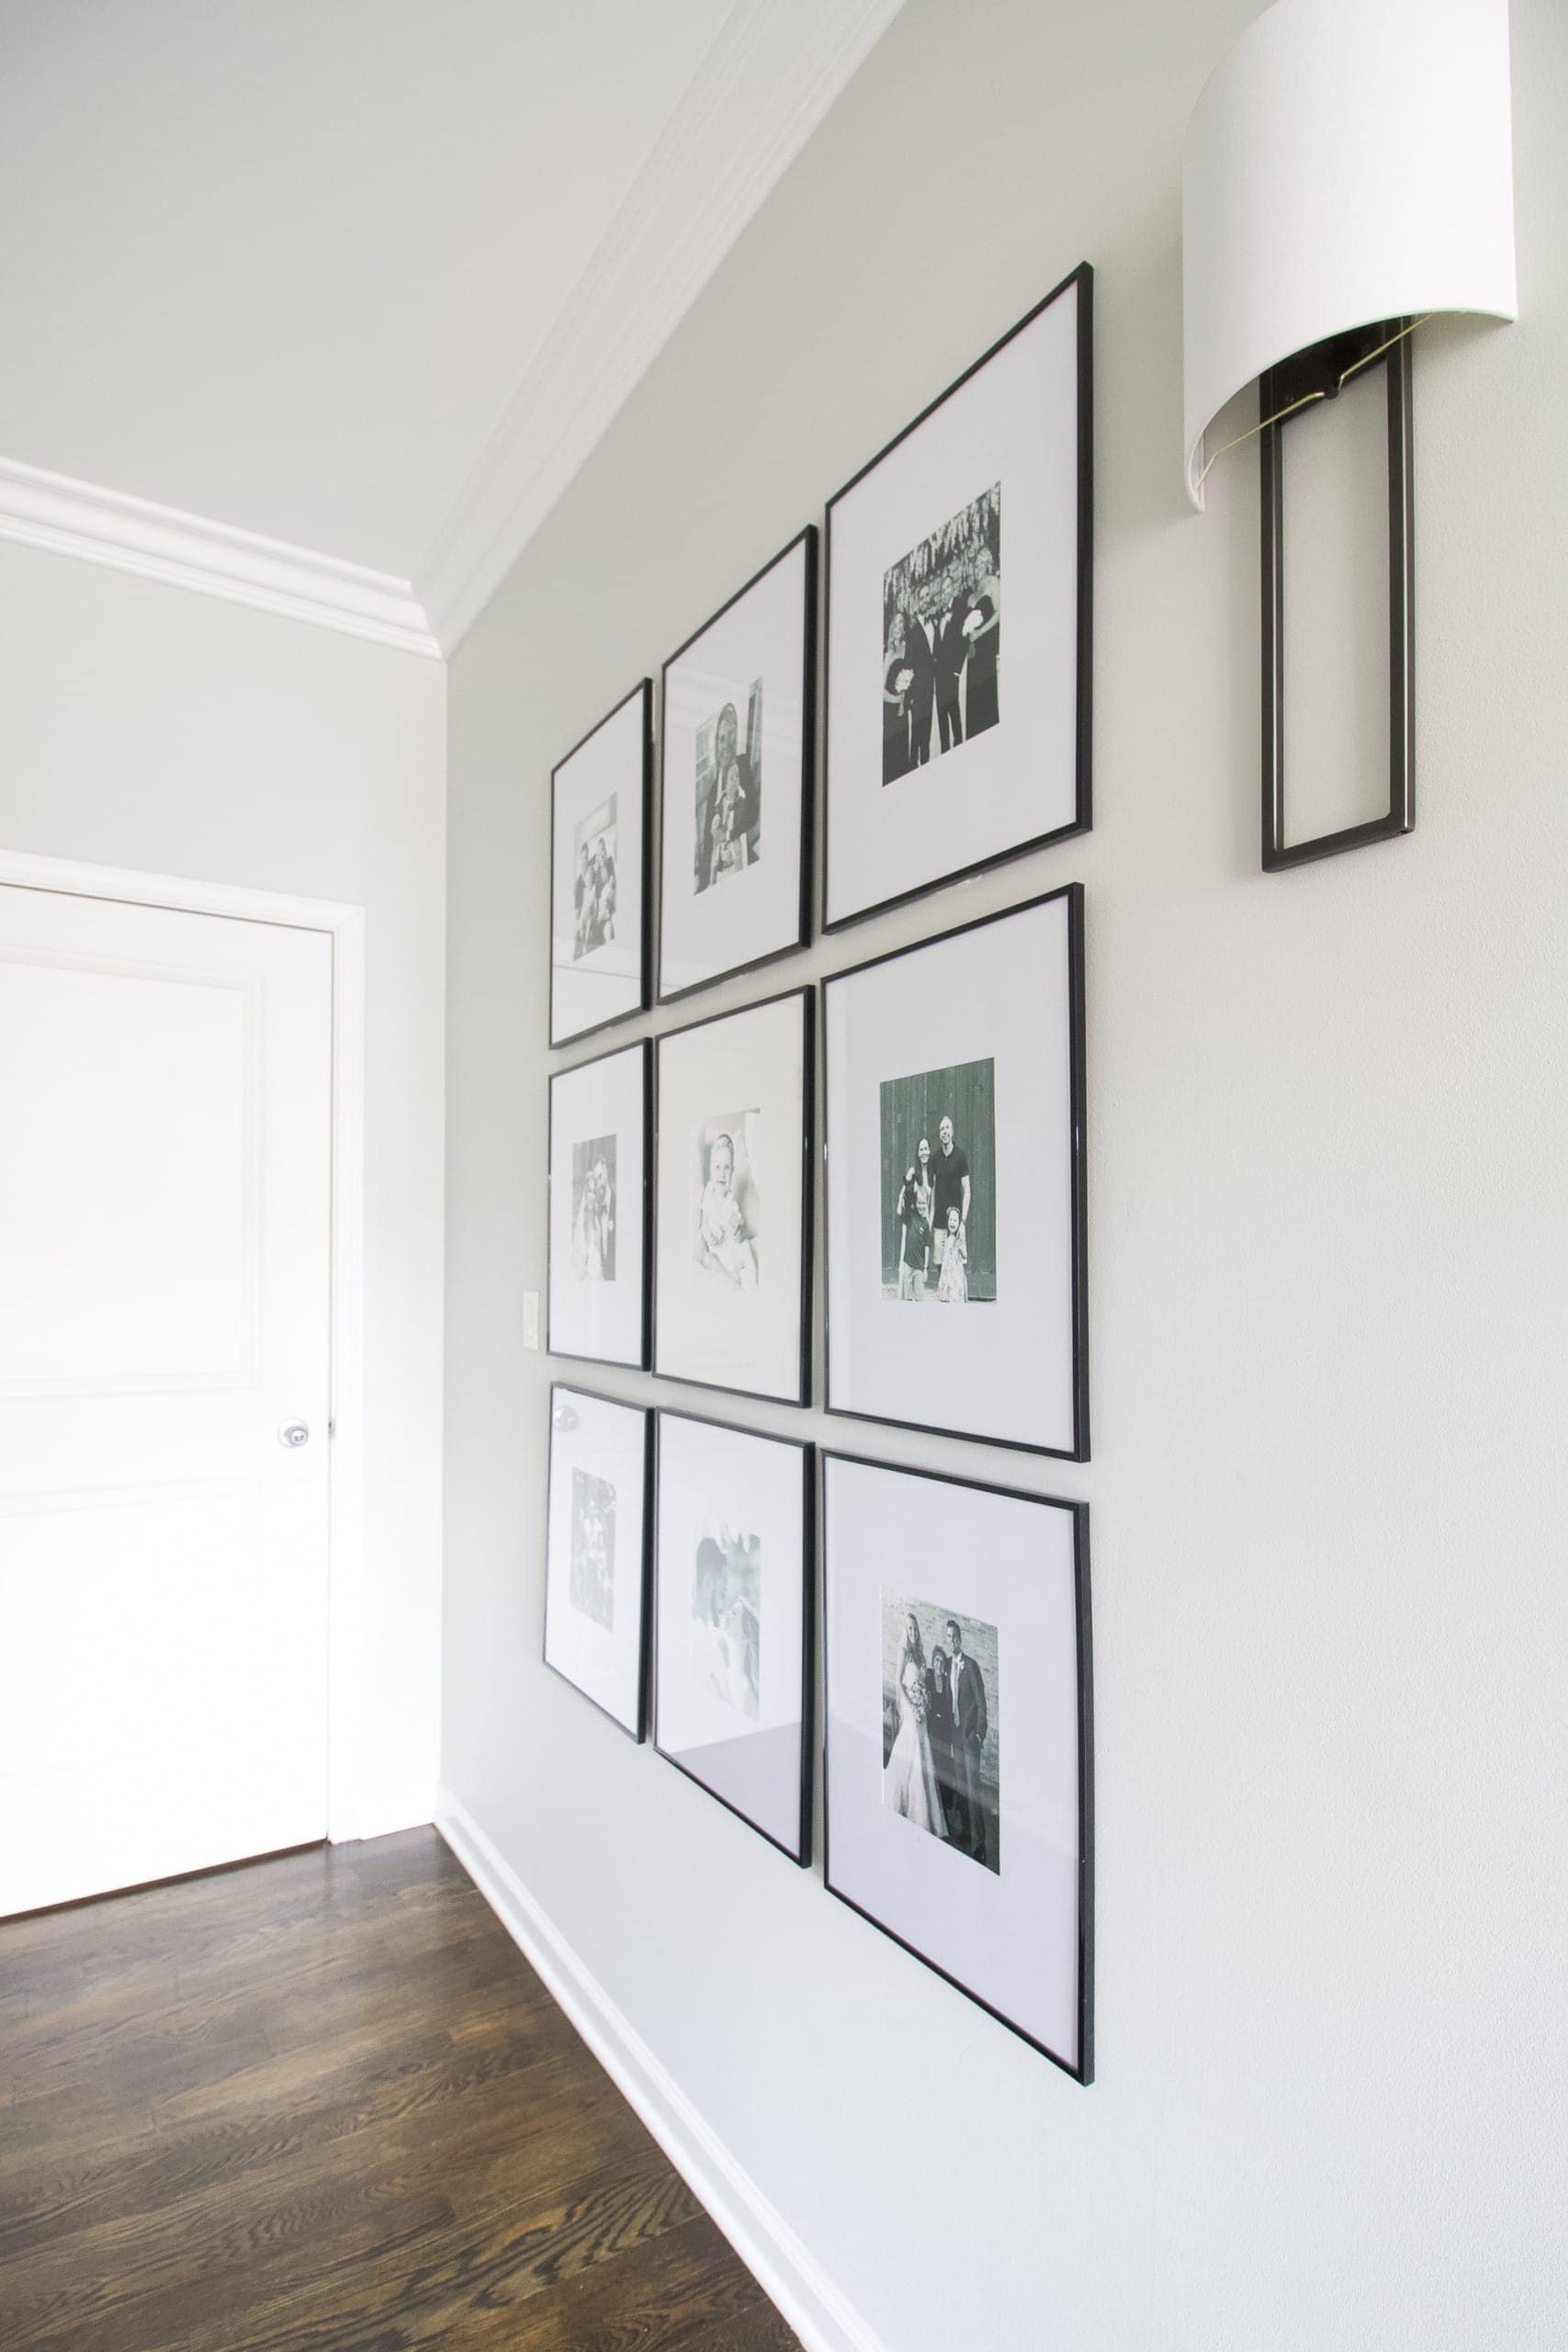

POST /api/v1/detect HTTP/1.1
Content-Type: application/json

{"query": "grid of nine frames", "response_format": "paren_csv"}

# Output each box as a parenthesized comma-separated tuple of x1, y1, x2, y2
(540, 263, 1095, 2083)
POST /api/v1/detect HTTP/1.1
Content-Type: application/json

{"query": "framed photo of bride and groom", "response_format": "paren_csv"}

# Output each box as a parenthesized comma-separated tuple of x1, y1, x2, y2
(822, 1451, 1093, 2081)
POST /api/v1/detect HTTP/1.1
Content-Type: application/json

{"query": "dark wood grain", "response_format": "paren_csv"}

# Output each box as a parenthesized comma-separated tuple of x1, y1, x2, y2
(0, 1829, 801, 2352)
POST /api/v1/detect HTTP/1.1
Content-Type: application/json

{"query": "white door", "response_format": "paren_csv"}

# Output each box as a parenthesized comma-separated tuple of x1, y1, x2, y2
(0, 882, 333, 1917)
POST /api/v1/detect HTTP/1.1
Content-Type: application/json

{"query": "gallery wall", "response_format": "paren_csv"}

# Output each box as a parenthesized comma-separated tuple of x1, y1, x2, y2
(441, 1, 1568, 2345)
(0, 545, 447, 1838)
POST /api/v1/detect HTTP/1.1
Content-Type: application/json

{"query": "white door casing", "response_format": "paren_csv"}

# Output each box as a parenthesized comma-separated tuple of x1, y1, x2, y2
(0, 879, 337, 1916)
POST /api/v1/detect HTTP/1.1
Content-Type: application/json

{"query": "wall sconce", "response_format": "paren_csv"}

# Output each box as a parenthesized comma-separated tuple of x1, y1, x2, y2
(1182, 0, 1517, 868)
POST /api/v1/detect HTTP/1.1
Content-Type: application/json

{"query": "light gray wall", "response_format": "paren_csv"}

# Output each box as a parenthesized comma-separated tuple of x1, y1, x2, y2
(442, 3, 1567, 2344)
(0, 547, 447, 1837)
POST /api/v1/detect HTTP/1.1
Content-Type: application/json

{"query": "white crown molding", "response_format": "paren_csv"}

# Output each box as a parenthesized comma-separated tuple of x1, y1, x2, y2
(436, 1792, 892, 2352)
(418, 0, 906, 655)
(0, 455, 441, 659)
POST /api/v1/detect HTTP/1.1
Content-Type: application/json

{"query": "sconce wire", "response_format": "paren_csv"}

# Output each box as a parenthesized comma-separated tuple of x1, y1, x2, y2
(1194, 313, 1431, 496)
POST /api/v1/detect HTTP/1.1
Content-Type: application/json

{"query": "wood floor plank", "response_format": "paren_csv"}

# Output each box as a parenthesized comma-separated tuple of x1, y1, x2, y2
(0, 1830, 801, 2352)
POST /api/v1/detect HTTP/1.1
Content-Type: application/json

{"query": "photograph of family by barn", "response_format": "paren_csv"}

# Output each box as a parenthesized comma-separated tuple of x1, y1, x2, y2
(881, 482, 1000, 783)
(881, 1589, 999, 1874)
(879, 1055, 996, 1304)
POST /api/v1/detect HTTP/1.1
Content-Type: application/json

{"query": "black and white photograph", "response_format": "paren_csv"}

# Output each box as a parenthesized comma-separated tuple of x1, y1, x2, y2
(690, 1523, 761, 1720)
(881, 1590, 998, 1875)
(825, 266, 1090, 930)
(569, 1466, 616, 1631)
(880, 1059, 996, 1305)
(543, 1387, 652, 1740)
(550, 680, 650, 1046)
(882, 483, 1000, 781)
(823, 1453, 1091, 2076)
(654, 989, 812, 1404)
(824, 889, 1087, 1458)
(571, 794, 618, 959)
(694, 684, 761, 891)
(547, 1041, 649, 1368)
(659, 529, 815, 1001)
(693, 1113, 760, 1293)
(570, 1134, 616, 1283)
(654, 1412, 813, 1863)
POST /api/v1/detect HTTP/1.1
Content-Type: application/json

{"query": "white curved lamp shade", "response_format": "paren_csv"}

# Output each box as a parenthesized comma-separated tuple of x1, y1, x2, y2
(1182, 0, 1517, 507)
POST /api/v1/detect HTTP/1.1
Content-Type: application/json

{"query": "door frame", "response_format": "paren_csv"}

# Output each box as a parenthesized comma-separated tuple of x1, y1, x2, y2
(0, 847, 369, 1846)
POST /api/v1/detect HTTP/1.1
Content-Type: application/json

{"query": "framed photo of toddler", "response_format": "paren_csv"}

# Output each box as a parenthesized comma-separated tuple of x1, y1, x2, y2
(822, 885, 1088, 1460)
(658, 526, 816, 1004)
(549, 679, 652, 1048)
(652, 1409, 814, 1864)
(822, 262, 1091, 933)
(543, 1385, 653, 1741)
(822, 1451, 1093, 2079)
(653, 986, 813, 1407)
(547, 1039, 650, 1369)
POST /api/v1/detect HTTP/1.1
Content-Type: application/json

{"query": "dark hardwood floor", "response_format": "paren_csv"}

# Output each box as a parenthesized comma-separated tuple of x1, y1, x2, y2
(0, 1829, 802, 2352)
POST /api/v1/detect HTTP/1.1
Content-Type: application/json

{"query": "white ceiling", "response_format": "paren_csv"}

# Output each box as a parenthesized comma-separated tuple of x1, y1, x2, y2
(0, 0, 903, 647)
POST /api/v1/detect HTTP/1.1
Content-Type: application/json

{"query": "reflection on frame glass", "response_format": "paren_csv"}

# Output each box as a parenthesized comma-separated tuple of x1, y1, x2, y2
(822, 1451, 1093, 2078)
(653, 1410, 813, 1864)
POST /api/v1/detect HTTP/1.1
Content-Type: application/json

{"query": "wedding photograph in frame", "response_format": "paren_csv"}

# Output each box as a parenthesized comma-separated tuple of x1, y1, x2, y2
(821, 1451, 1093, 2079)
(653, 986, 813, 1406)
(652, 1409, 813, 1864)
(658, 526, 817, 1003)
(547, 1038, 650, 1370)
(823, 886, 1088, 1459)
(822, 263, 1092, 933)
(542, 1385, 653, 1740)
(549, 679, 652, 1047)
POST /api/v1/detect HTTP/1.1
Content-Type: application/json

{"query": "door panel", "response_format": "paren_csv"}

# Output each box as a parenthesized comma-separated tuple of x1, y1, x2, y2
(0, 885, 333, 1917)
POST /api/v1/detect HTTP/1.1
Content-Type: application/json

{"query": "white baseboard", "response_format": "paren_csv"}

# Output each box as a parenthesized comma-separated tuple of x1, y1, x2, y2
(434, 1788, 886, 2352)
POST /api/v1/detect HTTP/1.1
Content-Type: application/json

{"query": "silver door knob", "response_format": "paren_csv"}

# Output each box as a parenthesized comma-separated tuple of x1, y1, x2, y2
(278, 1420, 310, 1449)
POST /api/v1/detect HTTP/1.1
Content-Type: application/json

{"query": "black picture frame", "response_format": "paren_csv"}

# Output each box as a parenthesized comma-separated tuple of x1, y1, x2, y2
(651, 1406, 815, 1866)
(651, 982, 815, 1409)
(821, 883, 1089, 1462)
(657, 525, 818, 1006)
(546, 1037, 652, 1372)
(820, 1448, 1094, 2082)
(548, 677, 653, 1050)
(821, 261, 1093, 934)
(541, 1384, 655, 1743)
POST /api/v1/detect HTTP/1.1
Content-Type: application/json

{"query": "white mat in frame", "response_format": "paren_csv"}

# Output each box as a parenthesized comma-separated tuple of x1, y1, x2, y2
(822, 885, 1088, 1459)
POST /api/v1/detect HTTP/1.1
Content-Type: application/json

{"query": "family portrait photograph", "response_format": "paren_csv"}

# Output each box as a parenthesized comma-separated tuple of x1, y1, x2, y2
(882, 1590, 998, 1874)
(824, 891, 1087, 1459)
(653, 1413, 813, 1864)
(571, 794, 617, 958)
(542, 1387, 651, 1740)
(822, 1453, 1092, 2075)
(547, 1041, 649, 1369)
(694, 684, 762, 892)
(659, 529, 815, 1001)
(882, 483, 999, 782)
(550, 680, 650, 1046)
(880, 1057, 996, 1306)
(824, 266, 1090, 929)
(654, 989, 811, 1405)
